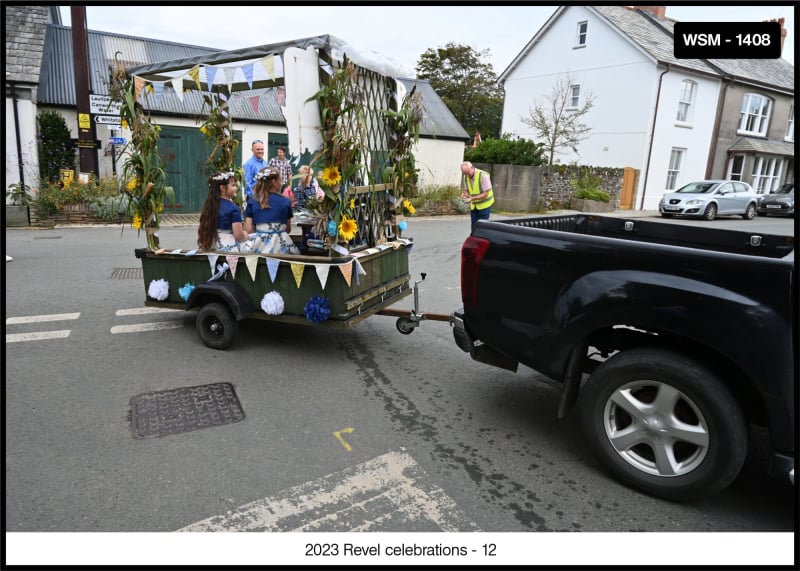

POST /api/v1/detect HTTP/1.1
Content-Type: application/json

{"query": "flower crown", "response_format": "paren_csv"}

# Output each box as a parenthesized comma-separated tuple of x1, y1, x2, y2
(256, 169, 279, 181)
(212, 171, 235, 181)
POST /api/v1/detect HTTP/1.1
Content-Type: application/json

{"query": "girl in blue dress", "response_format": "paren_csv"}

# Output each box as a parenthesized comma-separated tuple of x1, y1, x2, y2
(245, 169, 300, 255)
(197, 171, 251, 252)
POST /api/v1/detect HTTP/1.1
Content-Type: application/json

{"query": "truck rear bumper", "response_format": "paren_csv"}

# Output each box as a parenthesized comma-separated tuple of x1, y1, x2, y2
(769, 452, 795, 485)
(452, 309, 473, 352)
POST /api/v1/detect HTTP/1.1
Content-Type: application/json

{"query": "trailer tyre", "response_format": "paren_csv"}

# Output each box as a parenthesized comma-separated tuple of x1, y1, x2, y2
(578, 347, 747, 501)
(196, 302, 238, 350)
(396, 316, 416, 335)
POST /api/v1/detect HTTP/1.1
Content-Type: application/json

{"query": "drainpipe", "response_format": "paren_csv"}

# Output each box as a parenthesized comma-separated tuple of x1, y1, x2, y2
(10, 78, 30, 224)
(639, 63, 670, 210)
(705, 76, 734, 178)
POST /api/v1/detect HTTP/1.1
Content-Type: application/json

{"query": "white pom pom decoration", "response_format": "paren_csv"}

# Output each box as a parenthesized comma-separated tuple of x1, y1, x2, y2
(147, 278, 170, 301)
(260, 291, 285, 315)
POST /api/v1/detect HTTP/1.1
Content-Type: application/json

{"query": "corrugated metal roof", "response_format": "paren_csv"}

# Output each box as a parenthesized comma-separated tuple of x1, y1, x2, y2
(39, 24, 284, 123)
(396, 78, 470, 141)
(728, 137, 795, 156)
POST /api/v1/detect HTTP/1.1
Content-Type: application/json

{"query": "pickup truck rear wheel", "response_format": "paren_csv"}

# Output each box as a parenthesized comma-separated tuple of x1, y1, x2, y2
(196, 302, 237, 350)
(578, 347, 747, 501)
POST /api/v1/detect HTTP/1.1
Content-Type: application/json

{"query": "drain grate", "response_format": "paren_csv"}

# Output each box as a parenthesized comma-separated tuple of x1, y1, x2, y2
(130, 382, 245, 438)
(111, 267, 143, 279)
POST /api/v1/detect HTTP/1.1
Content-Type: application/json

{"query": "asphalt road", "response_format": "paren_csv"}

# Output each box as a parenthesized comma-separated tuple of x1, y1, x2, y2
(4, 213, 795, 567)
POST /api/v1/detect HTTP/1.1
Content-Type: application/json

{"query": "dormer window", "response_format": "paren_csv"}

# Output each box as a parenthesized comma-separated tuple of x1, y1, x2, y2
(676, 80, 696, 125)
(738, 93, 772, 136)
(575, 21, 588, 47)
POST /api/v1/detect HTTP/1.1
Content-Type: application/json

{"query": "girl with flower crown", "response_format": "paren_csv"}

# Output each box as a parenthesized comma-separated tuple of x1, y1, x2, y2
(245, 168, 300, 255)
(197, 171, 252, 252)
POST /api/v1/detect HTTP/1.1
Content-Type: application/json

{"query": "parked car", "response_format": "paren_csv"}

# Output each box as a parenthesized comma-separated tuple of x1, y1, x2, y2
(757, 183, 794, 217)
(659, 180, 757, 220)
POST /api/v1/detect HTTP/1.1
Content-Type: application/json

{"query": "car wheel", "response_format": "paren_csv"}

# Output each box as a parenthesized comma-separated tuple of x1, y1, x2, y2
(702, 203, 717, 221)
(742, 203, 756, 220)
(196, 302, 238, 350)
(578, 347, 747, 501)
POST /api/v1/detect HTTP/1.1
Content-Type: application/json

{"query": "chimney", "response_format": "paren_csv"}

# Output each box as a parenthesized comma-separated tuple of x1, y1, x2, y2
(633, 6, 666, 19)
(764, 17, 786, 56)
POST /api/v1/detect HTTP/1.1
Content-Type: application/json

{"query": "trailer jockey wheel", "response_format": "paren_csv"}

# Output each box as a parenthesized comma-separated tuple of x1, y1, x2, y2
(396, 316, 416, 334)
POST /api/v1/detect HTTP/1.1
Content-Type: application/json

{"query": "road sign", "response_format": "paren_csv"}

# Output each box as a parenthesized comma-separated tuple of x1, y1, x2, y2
(89, 94, 122, 115)
(94, 115, 121, 125)
(72, 138, 102, 149)
(108, 137, 126, 145)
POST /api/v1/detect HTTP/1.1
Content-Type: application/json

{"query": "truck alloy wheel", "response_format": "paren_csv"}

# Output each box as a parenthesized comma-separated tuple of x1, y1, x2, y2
(578, 347, 747, 501)
(196, 302, 238, 350)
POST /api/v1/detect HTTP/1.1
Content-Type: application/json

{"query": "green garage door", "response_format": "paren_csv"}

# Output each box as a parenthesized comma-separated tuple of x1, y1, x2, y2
(159, 126, 242, 213)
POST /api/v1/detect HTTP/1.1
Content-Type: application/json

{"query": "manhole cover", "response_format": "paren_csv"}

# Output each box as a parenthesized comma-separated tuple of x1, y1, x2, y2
(111, 267, 143, 279)
(130, 382, 245, 438)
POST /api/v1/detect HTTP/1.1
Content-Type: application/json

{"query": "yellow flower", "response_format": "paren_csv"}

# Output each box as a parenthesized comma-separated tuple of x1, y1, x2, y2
(200, 125, 209, 135)
(349, 198, 355, 210)
(403, 199, 416, 214)
(339, 215, 358, 242)
(121, 118, 128, 129)
(126, 176, 138, 191)
(320, 166, 342, 186)
(132, 212, 143, 230)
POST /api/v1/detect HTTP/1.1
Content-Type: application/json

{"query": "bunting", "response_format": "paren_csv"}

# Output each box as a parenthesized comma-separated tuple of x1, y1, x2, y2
(265, 257, 280, 283)
(315, 264, 330, 289)
(276, 86, 286, 107)
(245, 255, 259, 281)
(339, 261, 353, 287)
(188, 65, 202, 91)
(225, 255, 239, 278)
(134, 76, 146, 102)
(290, 263, 304, 288)
(205, 65, 218, 89)
(242, 62, 254, 89)
(153, 82, 164, 106)
(170, 77, 184, 102)
(207, 254, 219, 276)
(248, 95, 260, 115)
(223, 67, 236, 93)
(260, 55, 275, 81)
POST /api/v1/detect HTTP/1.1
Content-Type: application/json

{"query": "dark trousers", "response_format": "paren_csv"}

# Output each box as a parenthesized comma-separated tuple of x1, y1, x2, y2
(470, 207, 491, 231)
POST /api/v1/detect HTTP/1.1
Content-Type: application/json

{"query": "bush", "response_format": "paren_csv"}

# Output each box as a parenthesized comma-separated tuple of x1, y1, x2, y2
(35, 175, 121, 215)
(571, 170, 610, 202)
(37, 110, 76, 183)
(411, 184, 461, 204)
(464, 133, 545, 166)
(88, 194, 132, 221)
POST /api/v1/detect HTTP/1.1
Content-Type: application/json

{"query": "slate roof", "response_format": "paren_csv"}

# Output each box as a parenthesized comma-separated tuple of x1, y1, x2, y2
(728, 137, 795, 156)
(396, 78, 470, 141)
(5, 6, 51, 85)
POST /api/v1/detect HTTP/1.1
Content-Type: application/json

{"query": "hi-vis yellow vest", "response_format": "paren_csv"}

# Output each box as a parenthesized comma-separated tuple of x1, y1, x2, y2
(463, 168, 495, 211)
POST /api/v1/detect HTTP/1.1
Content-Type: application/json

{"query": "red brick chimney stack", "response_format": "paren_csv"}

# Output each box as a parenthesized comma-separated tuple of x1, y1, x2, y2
(633, 6, 666, 19)
(764, 17, 786, 56)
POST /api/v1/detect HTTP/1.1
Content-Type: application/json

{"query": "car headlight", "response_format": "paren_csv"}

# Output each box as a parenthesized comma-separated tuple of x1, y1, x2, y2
(686, 199, 705, 205)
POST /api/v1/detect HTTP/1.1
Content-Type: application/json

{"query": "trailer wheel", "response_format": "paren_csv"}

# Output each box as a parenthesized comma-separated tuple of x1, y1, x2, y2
(396, 316, 416, 335)
(196, 302, 237, 350)
(578, 347, 747, 501)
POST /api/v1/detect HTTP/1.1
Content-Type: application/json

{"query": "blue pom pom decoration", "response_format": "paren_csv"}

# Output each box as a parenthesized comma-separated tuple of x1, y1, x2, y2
(327, 220, 337, 236)
(178, 283, 195, 302)
(304, 295, 331, 324)
(398, 220, 408, 231)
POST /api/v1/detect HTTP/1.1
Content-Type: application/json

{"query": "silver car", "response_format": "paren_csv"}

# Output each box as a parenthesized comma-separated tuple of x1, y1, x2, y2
(757, 183, 794, 217)
(659, 180, 758, 220)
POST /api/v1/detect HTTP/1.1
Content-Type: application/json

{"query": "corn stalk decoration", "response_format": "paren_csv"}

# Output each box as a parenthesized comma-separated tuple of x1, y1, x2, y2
(382, 85, 423, 200)
(199, 92, 244, 204)
(110, 55, 173, 250)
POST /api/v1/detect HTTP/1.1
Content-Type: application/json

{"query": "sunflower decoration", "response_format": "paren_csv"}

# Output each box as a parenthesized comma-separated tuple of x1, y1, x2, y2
(402, 199, 416, 215)
(338, 215, 358, 243)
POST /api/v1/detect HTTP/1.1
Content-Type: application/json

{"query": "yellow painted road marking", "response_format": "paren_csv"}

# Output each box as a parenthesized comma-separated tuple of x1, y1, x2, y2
(333, 427, 354, 451)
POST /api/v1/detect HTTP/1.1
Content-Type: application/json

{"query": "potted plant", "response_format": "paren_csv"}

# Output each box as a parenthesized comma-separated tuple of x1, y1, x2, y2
(5, 181, 31, 226)
(570, 171, 613, 213)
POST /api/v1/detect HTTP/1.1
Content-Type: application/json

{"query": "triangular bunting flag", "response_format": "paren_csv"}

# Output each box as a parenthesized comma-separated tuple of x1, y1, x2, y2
(207, 254, 219, 276)
(225, 255, 239, 278)
(315, 264, 330, 290)
(248, 95, 260, 115)
(223, 67, 236, 93)
(290, 263, 304, 288)
(242, 63, 254, 89)
(245, 255, 259, 281)
(260, 55, 275, 80)
(188, 65, 202, 91)
(153, 82, 164, 106)
(266, 257, 280, 283)
(134, 76, 145, 101)
(276, 86, 286, 106)
(170, 77, 184, 102)
(353, 259, 366, 286)
(339, 262, 353, 287)
(205, 66, 218, 89)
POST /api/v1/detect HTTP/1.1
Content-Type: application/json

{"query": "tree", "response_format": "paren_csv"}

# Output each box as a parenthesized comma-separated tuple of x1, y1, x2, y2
(37, 110, 77, 183)
(416, 43, 502, 139)
(521, 74, 596, 165)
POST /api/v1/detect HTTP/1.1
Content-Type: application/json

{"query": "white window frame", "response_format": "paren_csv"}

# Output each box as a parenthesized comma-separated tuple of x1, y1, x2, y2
(785, 104, 794, 142)
(568, 84, 581, 109)
(737, 93, 772, 136)
(751, 156, 783, 193)
(665, 148, 685, 190)
(575, 21, 588, 47)
(727, 154, 745, 181)
(675, 80, 696, 125)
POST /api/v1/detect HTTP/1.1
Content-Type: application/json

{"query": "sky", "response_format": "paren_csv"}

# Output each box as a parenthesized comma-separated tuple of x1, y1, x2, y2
(59, 3, 795, 77)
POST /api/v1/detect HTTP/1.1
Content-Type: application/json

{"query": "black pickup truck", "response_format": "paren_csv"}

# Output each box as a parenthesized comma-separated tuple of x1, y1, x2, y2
(452, 214, 795, 501)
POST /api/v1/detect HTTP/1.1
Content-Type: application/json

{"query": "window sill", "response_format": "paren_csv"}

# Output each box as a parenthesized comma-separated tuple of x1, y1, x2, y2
(572, 44, 586, 49)
(736, 130, 768, 138)
(674, 122, 693, 129)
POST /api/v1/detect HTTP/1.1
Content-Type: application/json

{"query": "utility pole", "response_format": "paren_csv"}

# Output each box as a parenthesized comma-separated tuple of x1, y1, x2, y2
(71, 5, 99, 175)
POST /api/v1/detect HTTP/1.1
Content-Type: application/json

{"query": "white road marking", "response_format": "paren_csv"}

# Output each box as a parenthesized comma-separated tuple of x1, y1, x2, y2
(6, 330, 71, 343)
(116, 307, 182, 316)
(110, 322, 184, 334)
(6, 313, 80, 324)
(179, 450, 480, 532)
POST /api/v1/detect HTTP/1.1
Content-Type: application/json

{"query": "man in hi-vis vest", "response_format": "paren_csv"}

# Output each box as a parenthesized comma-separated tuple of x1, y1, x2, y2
(460, 161, 495, 231)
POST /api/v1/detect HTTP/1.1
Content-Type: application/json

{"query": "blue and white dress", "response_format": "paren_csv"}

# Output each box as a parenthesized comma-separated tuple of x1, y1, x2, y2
(216, 198, 252, 252)
(245, 193, 300, 255)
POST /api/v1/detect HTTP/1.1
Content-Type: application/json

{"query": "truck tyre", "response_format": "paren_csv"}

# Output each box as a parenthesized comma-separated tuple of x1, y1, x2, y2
(742, 203, 756, 220)
(196, 302, 238, 350)
(578, 347, 747, 501)
(703, 203, 718, 221)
